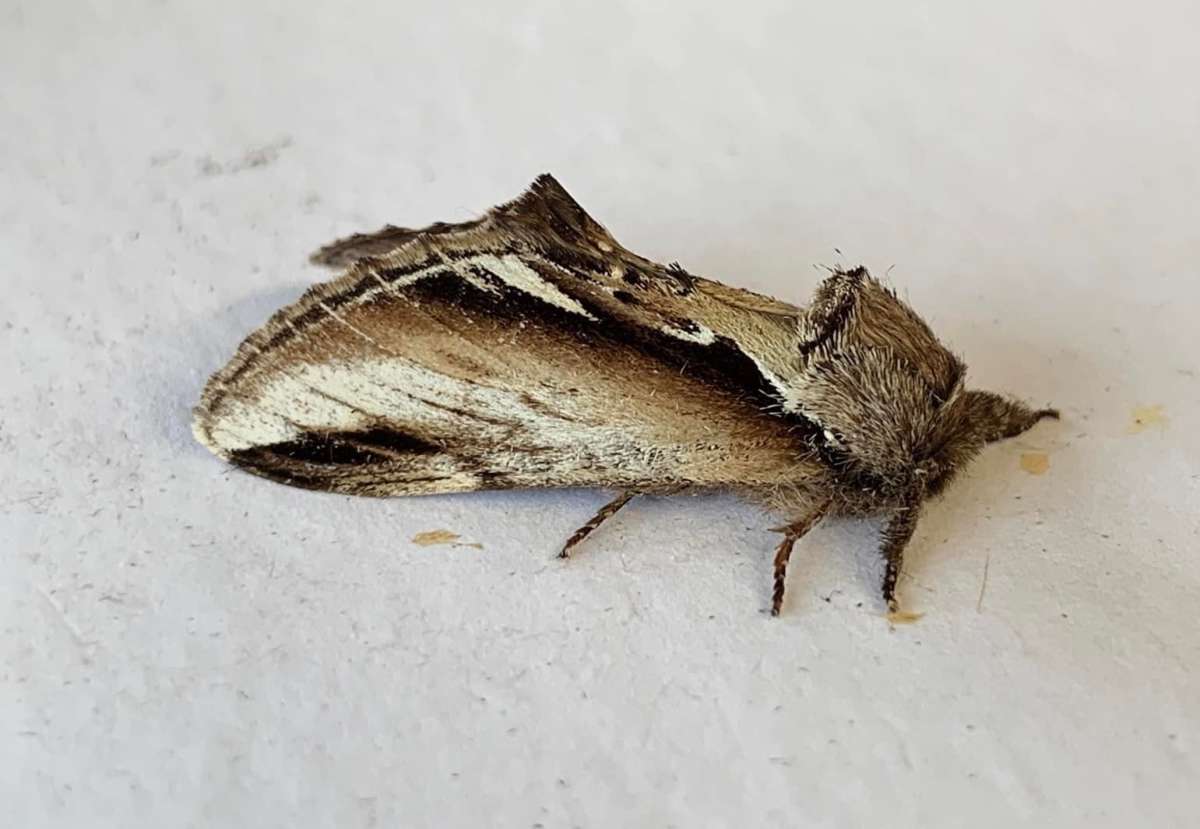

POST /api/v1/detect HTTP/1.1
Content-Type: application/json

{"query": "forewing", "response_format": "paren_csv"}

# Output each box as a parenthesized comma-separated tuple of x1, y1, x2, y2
(194, 175, 823, 496)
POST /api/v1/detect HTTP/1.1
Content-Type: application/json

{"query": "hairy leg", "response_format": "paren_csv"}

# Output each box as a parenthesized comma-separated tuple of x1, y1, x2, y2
(559, 491, 637, 559)
(881, 500, 923, 612)
(770, 499, 832, 616)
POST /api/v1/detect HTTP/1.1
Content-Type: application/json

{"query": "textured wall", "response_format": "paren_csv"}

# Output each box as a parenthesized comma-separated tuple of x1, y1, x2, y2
(3, 1, 1197, 826)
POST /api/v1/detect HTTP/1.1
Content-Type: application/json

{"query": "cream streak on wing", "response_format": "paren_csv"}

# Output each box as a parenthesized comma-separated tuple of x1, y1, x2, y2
(469, 254, 597, 319)
(661, 322, 717, 345)
(207, 361, 465, 453)
(204, 397, 298, 451)
(206, 371, 372, 451)
(746, 354, 794, 411)
(218, 357, 662, 475)
(343, 254, 597, 319)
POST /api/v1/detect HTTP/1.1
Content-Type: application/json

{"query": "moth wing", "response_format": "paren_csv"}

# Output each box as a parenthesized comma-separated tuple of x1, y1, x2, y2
(194, 175, 826, 496)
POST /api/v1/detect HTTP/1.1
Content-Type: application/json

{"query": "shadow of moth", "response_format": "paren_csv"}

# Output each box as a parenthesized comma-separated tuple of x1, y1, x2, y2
(193, 174, 1057, 615)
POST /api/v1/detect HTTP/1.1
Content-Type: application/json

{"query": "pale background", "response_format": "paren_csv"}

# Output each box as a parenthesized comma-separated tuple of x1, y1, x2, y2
(3, 1, 1197, 827)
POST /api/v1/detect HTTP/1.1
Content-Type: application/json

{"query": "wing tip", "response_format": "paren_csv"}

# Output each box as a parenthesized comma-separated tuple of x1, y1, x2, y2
(191, 408, 232, 462)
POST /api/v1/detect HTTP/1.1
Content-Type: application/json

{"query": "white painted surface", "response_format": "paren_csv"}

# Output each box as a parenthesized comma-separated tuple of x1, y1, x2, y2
(3, 1, 1197, 826)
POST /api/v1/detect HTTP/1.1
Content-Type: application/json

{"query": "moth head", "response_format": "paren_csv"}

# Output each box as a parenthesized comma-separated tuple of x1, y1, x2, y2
(793, 268, 1057, 506)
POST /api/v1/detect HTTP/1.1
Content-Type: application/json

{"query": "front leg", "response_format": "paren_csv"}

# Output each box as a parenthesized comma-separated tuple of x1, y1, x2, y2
(770, 499, 832, 616)
(880, 500, 923, 612)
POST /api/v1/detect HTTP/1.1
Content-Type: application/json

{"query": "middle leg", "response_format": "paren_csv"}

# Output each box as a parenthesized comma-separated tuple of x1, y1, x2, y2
(559, 491, 637, 559)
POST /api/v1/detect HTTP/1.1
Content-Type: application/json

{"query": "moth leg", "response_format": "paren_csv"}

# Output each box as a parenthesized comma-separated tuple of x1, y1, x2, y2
(880, 501, 923, 612)
(770, 500, 831, 617)
(558, 491, 637, 559)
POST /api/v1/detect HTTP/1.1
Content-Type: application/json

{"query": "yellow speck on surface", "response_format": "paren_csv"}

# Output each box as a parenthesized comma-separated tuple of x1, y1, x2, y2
(1019, 452, 1050, 475)
(886, 609, 924, 625)
(410, 530, 484, 550)
(1129, 404, 1167, 433)
(412, 529, 462, 546)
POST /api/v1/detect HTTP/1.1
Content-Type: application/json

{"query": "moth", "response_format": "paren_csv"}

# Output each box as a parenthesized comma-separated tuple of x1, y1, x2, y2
(193, 174, 1058, 615)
